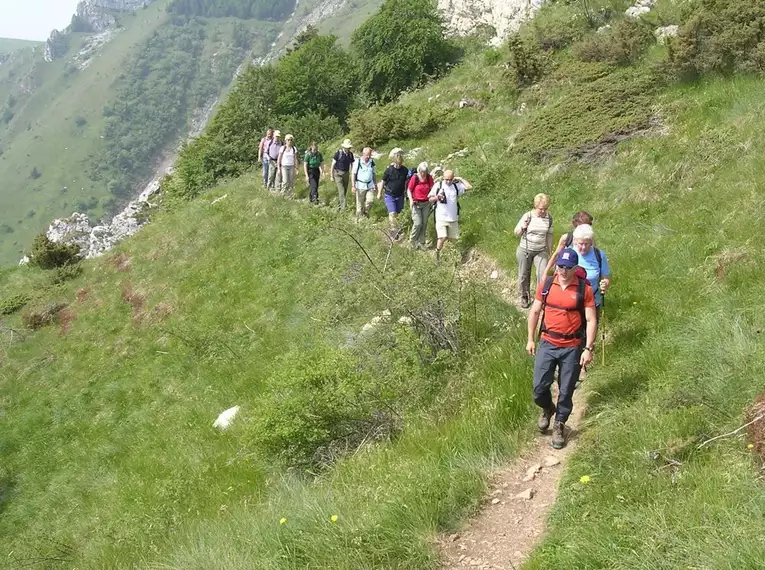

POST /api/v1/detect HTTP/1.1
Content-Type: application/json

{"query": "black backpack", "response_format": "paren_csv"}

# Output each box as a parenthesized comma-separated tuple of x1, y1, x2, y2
(537, 275, 588, 341)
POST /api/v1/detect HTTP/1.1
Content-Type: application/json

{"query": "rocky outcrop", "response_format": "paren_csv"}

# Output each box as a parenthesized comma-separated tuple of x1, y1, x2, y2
(44, 0, 155, 61)
(437, 0, 544, 45)
(45, 184, 159, 259)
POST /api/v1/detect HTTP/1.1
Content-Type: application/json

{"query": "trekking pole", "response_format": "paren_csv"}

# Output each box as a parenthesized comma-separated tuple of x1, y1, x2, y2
(601, 292, 606, 366)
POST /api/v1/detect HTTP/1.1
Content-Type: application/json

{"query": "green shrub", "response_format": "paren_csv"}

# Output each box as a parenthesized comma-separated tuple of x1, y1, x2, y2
(29, 234, 80, 270)
(348, 102, 456, 148)
(506, 36, 551, 87)
(667, 0, 765, 79)
(514, 67, 659, 158)
(0, 293, 30, 315)
(531, 3, 591, 51)
(51, 263, 83, 285)
(247, 348, 401, 469)
(573, 18, 655, 65)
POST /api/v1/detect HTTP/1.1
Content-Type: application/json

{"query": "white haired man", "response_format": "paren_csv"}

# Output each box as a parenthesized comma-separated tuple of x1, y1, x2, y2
(352, 147, 377, 220)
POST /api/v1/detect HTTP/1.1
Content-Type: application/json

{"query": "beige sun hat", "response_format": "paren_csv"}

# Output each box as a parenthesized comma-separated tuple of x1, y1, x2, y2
(273, 130, 282, 137)
(341, 139, 353, 149)
(389, 147, 404, 158)
(285, 134, 294, 140)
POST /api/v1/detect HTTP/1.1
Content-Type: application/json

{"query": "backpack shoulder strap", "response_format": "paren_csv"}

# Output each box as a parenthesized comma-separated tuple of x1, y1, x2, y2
(576, 277, 587, 337)
(537, 275, 556, 339)
(594, 248, 603, 274)
(564, 232, 573, 247)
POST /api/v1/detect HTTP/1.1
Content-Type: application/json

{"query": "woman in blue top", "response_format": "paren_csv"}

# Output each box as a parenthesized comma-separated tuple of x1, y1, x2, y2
(571, 224, 611, 324)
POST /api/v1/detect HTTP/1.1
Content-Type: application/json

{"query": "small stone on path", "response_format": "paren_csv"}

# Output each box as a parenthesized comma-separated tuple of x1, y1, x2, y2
(523, 463, 542, 481)
(491, 497, 501, 505)
(515, 488, 535, 500)
(543, 456, 561, 467)
(449, 533, 460, 542)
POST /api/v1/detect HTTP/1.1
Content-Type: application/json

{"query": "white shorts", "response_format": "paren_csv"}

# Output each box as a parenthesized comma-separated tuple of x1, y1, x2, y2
(435, 220, 459, 239)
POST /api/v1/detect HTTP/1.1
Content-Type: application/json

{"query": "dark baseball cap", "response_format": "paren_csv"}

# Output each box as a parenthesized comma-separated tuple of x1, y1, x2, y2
(556, 248, 579, 268)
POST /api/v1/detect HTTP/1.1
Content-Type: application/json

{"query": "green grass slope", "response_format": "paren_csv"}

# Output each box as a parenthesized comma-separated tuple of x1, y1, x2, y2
(0, 38, 42, 55)
(3, 0, 765, 568)
(0, 175, 532, 568)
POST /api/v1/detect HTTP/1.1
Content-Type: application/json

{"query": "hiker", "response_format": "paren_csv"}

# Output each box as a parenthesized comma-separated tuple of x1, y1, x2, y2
(407, 162, 434, 250)
(378, 148, 408, 239)
(304, 142, 324, 205)
(257, 127, 273, 187)
(514, 194, 554, 308)
(543, 211, 594, 277)
(428, 169, 472, 260)
(526, 248, 596, 449)
(331, 139, 355, 210)
(266, 130, 283, 190)
(352, 147, 377, 220)
(570, 224, 611, 324)
(278, 134, 299, 197)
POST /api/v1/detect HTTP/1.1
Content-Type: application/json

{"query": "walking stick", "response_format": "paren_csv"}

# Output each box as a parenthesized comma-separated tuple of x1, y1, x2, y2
(601, 292, 606, 366)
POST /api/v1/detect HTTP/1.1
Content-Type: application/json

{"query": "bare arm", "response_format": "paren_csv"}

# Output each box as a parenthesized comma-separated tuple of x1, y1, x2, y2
(457, 177, 472, 190)
(580, 305, 597, 367)
(514, 213, 530, 237)
(526, 299, 543, 355)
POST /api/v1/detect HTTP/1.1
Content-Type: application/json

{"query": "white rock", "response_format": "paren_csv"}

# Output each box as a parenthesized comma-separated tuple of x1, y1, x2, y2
(438, 0, 543, 46)
(398, 316, 413, 325)
(626, 5, 651, 17)
(490, 270, 499, 280)
(523, 463, 541, 482)
(213, 406, 240, 430)
(543, 456, 561, 467)
(19, 256, 30, 265)
(654, 25, 679, 43)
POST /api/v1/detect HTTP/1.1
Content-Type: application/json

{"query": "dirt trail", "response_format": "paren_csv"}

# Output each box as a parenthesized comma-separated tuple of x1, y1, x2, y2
(439, 249, 588, 570)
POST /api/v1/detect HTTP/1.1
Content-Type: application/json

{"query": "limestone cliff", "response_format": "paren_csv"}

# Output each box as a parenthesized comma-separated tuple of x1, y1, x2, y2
(44, 0, 155, 61)
(438, 0, 544, 45)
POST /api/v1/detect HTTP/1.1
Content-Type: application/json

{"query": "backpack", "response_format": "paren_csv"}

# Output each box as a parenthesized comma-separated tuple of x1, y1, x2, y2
(537, 275, 588, 342)
(406, 168, 417, 185)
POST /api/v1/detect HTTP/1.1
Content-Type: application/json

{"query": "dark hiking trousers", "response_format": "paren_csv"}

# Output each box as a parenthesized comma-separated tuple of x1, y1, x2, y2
(533, 340, 582, 423)
(308, 167, 321, 203)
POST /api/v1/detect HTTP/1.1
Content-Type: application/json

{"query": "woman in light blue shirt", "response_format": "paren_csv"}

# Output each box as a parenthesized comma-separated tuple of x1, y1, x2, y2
(571, 224, 611, 322)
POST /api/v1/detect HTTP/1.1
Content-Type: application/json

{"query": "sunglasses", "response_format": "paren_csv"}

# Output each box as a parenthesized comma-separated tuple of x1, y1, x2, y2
(557, 265, 574, 270)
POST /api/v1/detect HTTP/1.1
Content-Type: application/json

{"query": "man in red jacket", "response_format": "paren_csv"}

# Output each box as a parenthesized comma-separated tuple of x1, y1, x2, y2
(526, 248, 596, 449)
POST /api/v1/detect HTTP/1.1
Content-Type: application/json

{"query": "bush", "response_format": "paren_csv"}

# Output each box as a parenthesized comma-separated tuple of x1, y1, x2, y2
(0, 293, 30, 315)
(348, 101, 456, 148)
(514, 67, 659, 158)
(531, 3, 591, 51)
(573, 18, 655, 65)
(21, 302, 68, 330)
(506, 36, 551, 87)
(667, 0, 765, 79)
(29, 234, 81, 270)
(51, 263, 83, 285)
(247, 349, 401, 469)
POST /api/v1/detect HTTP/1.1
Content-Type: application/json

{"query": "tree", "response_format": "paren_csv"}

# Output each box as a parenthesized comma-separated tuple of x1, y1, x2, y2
(350, 0, 458, 103)
(275, 34, 355, 122)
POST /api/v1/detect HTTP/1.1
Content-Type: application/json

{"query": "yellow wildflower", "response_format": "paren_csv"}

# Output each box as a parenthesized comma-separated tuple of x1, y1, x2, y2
(580, 475, 591, 484)
(748, 444, 754, 449)
(330, 514, 339, 523)
(280, 517, 287, 525)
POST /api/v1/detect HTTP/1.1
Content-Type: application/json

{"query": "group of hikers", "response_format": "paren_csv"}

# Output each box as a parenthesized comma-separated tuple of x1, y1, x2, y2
(514, 198, 612, 449)
(257, 129, 473, 260)
(258, 128, 611, 450)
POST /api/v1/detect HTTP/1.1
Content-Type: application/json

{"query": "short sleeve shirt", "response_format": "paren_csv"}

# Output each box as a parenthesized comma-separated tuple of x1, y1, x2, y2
(382, 164, 409, 197)
(304, 151, 323, 169)
(428, 180, 466, 223)
(333, 149, 355, 172)
(535, 276, 595, 348)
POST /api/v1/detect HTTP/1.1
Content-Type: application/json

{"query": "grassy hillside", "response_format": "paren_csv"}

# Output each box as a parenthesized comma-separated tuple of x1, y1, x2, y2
(2, 0, 765, 567)
(0, 38, 42, 54)
(0, 0, 281, 266)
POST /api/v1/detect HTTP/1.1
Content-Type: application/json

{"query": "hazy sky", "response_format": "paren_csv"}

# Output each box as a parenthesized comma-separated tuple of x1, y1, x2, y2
(0, 0, 81, 41)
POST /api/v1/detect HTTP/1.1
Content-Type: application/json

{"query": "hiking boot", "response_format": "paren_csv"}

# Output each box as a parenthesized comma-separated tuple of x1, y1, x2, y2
(551, 421, 566, 449)
(435, 249, 441, 263)
(520, 296, 531, 309)
(538, 407, 555, 432)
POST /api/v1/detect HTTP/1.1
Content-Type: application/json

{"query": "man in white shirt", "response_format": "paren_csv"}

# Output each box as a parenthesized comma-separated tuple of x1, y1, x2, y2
(428, 169, 472, 260)
(351, 147, 377, 220)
